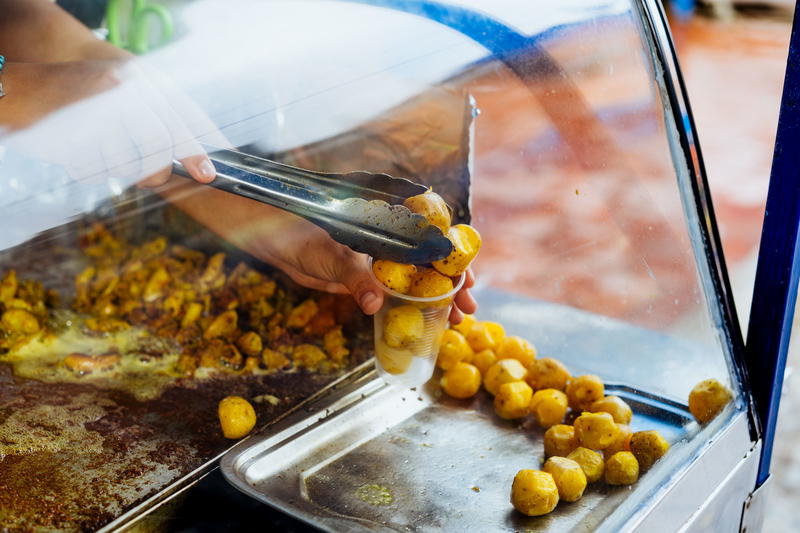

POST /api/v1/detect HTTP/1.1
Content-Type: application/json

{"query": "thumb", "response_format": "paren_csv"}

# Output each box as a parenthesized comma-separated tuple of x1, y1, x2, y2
(338, 254, 384, 315)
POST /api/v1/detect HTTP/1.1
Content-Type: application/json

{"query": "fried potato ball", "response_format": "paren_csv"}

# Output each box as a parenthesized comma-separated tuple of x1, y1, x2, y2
(567, 447, 605, 483)
(510, 470, 559, 516)
(436, 329, 474, 370)
(372, 260, 417, 294)
(440, 362, 482, 399)
(383, 305, 424, 348)
(451, 314, 476, 337)
(574, 412, 620, 450)
(543, 456, 587, 502)
(688, 378, 733, 423)
(408, 268, 454, 300)
(544, 424, 578, 458)
(286, 299, 319, 329)
(236, 331, 263, 358)
(566, 374, 605, 411)
(375, 340, 414, 375)
(530, 388, 569, 428)
(527, 357, 571, 391)
(433, 224, 482, 277)
(293, 344, 327, 370)
(472, 348, 497, 375)
(630, 430, 670, 471)
(496, 336, 537, 368)
(494, 381, 533, 419)
(484, 358, 528, 396)
(204, 310, 238, 339)
(1, 308, 40, 334)
(605, 451, 639, 485)
(590, 396, 633, 425)
(603, 424, 633, 456)
(218, 396, 257, 439)
(262, 348, 290, 370)
(181, 301, 204, 328)
(403, 190, 451, 233)
(467, 321, 505, 353)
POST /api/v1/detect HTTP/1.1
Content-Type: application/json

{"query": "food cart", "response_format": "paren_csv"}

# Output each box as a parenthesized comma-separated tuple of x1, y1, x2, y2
(0, 0, 796, 531)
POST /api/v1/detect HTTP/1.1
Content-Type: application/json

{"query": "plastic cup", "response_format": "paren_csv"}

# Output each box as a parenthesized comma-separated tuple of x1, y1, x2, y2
(368, 259, 466, 387)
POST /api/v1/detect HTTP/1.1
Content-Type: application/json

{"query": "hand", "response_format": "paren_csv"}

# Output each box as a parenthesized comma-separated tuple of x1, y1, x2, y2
(165, 183, 478, 320)
(0, 58, 224, 186)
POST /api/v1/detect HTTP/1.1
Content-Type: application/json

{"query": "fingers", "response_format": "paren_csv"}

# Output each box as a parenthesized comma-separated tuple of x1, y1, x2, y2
(455, 287, 478, 315)
(449, 306, 464, 324)
(178, 153, 216, 184)
(464, 268, 476, 289)
(337, 253, 384, 315)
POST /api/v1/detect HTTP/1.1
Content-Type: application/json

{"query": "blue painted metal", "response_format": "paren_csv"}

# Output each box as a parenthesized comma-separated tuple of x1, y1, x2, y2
(747, 3, 800, 487)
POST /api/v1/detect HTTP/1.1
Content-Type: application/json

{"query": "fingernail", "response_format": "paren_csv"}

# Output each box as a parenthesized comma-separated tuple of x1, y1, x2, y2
(360, 291, 378, 312)
(199, 159, 216, 180)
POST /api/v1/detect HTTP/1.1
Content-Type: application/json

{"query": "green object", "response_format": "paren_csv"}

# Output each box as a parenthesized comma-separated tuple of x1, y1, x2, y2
(106, 0, 174, 54)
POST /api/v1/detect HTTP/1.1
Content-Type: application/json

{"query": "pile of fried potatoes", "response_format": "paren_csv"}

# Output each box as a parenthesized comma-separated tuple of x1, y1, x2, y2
(435, 315, 733, 517)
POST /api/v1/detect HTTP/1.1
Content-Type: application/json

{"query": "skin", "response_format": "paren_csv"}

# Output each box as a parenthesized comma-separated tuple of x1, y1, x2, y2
(0, 0, 478, 318)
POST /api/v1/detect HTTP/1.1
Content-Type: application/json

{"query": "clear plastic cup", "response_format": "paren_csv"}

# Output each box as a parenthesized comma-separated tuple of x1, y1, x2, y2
(368, 259, 466, 387)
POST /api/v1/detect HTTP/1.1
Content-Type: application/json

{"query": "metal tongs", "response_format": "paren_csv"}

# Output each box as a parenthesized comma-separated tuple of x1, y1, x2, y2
(173, 147, 453, 264)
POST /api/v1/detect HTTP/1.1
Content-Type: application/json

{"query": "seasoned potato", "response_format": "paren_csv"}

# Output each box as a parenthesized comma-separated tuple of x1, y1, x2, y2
(543, 456, 587, 502)
(1, 308, 40, 334)
(567, 447, 605, 483)
(181, 301, 204, 328)
(437, 329, 474, 370)
(484, 358, 528, 395)
(204, 310, 238, 339)
(605, 451, 639, 485)
(590, 396, 633, 425)
(440, 362, 482, 399)
(287, 299, 319, 328)
(544, 424, 578, 458)
(218, 396, 257, 439)
(0, 270, 18, 302)
(143, 266, 170, 302)
(408, 268, 454, 300)
(688, 378, 733, 423)
(293, 344, 327, 370)
(529, 389, 569, 428)
(574, 412, 620, 450)
(236, 331, 263, 357)
(451, 314, 476, 337)
(403, 190, 451, 232)
(323, 326, 349, 363)
(496, 336, 537, 368)
(630, 430, 670, 471)
(466, 321, 505, 353)
(494, 381, 533, 419)
(432, 224, 482, 277)
(566, 375, 605, 411)
(375, 341, 414, 375)
(383, 305, 425, 348)
(527, 357, 571, 391)
(603, 424, 633, 456)
(372, 260, 417, 294)
(472, 348, 497, 375)
(262, 348, 290, 370)
(510, 470, 559, 516)
(63, 352, 121, 374)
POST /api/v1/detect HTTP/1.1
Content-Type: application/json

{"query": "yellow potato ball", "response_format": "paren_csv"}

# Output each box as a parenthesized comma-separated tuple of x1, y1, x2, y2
(403, 190, 451, 233)
(605, 451, 640, 485)
(574, 411, 620, 450)
(218, 396, 257, 439)
(527, 357, 571, 391)
(441, 362, 482, 399)
(383, 305, 424, 348)
(408, 268, 454, 301)
(566, 374, 605, 411)
(432, 224, 482, 278)
(688, 378, 733, 424)
(451, 313, 477, 337)
(472, 348, 498, 375)
(510, 470, 559, 516)
(372, 260, 417, 294)
(629, 430, 670, 471)
(496, 335, 537, 369)
(466, 321, 505, 352)
(543, 456, 587, 502)
(483, 358, 528, 396)
(494, 381, 533, 419)
(544, 424, 578, 458)
(603, 424, 633, 456)
(590, 395, 633, 425)
(436, 329, 474, 370)
(567, 447, 605, 483)
(529, 388, 568, 428)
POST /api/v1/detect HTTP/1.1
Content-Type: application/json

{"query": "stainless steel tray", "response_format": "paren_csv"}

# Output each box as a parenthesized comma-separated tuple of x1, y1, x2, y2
(221, 297, 699, 533)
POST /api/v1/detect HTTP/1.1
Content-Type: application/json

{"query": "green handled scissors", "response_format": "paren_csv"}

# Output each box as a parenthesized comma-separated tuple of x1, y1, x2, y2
(106, 0, 174, 54)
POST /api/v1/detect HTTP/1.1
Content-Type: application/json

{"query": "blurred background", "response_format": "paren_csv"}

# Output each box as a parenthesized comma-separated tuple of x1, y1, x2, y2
(665, 0, 795, 529)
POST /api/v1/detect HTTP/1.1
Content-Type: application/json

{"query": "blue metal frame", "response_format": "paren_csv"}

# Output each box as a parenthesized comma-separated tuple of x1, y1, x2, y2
(746, 2, 800, 487)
